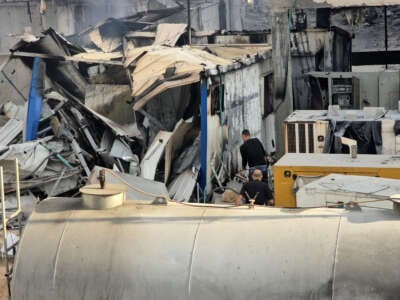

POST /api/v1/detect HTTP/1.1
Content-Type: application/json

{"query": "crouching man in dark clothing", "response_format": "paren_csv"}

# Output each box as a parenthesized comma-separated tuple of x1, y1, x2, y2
(240, 129, 268, 182)
(236, 169, 274, 206)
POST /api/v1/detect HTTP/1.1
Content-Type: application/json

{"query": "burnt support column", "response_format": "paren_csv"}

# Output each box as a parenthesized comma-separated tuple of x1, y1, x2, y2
(272, 7, 293, 156)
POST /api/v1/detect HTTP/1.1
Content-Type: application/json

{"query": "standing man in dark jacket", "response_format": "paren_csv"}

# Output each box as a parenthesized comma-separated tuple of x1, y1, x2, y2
(240, 129, 268, 182)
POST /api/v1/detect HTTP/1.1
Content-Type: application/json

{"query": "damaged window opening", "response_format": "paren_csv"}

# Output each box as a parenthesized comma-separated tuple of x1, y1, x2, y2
(263, 74, 273, 117)
(315, 48, 324, 71)
(210, 84, 225, 116)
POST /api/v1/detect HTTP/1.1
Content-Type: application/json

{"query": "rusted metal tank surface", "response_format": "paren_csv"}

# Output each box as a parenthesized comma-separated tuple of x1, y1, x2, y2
(11, 198, 400, 299)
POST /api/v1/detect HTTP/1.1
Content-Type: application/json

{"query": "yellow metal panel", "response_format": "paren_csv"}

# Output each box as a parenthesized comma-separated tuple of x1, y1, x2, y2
(274, 163, 400, 208)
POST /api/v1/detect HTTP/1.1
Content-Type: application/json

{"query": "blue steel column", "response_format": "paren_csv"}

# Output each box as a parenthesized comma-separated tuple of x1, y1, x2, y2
(200, 79, 208, 197)
(25, 57, 45, 141)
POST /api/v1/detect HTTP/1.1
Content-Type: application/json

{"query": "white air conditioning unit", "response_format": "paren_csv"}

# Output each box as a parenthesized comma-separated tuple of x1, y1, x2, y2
(284, 120, 329, 154)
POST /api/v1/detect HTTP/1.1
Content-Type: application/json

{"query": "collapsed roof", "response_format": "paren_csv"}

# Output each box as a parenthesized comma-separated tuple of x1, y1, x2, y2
(71, 7, 185, 52)
(124, 45, 271, 110)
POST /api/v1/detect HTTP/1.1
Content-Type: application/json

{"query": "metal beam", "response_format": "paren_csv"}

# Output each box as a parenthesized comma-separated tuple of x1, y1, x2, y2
(9, 51, 123, 66)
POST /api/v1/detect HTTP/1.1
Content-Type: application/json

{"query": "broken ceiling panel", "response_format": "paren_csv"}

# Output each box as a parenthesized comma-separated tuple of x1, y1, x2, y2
(153, 23, 187, 46)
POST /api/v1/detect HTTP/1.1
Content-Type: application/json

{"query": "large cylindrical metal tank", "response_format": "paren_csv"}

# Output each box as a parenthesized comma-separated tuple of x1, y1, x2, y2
(11, 198, 400, 299)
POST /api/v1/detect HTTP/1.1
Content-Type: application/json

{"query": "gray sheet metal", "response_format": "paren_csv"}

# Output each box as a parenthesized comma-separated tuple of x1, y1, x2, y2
(88, 166, 169, 201)
(11, 199, 400, 299)
(0, 118, 23, 147)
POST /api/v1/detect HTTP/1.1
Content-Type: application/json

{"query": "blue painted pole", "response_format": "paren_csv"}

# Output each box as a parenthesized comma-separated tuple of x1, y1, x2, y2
(25, 57, 45, 141)
(200, 79, 208, 198)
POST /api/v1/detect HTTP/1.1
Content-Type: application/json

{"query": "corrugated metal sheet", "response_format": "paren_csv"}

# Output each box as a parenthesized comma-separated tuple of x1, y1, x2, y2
(224, 63, 265, 171)
(154, 23, 187, 46)
(125, 45, 271, 110)
(199, 45, 271, 61)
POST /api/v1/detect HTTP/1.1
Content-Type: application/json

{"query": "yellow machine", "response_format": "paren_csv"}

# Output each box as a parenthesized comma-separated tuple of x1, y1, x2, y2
(274, 153, 400, 207)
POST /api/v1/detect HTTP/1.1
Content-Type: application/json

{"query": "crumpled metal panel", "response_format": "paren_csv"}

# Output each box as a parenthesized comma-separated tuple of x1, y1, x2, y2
(0, 138, 51, 181)
(124, 45, 271, 110)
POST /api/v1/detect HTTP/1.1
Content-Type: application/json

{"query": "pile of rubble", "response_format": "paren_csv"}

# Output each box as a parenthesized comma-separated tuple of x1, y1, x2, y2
(0, 19, 203, 213)
(0, 8, 271, 214)
(0, 26, 158, 212)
